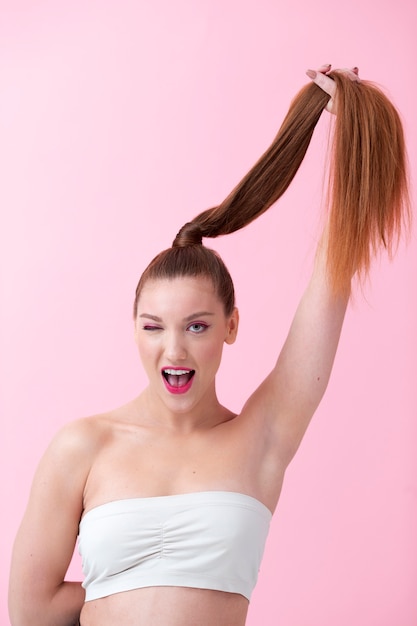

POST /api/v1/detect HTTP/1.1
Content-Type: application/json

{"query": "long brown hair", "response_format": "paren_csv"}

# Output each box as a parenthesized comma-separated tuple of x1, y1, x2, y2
(134, 72, 410, 315)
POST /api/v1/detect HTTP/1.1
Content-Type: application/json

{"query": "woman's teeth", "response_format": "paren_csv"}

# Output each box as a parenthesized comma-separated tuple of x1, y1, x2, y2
(163, 369, 195, 387)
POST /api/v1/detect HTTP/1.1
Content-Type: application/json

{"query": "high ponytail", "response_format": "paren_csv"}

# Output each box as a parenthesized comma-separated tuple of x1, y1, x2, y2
(188, 81, 329, 238)
(189, 72, 410, 294)
(134, 72, 410, 316)
(172, 223, 204, 247)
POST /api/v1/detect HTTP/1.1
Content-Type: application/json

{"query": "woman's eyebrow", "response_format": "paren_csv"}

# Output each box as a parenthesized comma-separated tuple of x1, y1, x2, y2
(184, 311, 215, 322)
(139, 313, 162, 322)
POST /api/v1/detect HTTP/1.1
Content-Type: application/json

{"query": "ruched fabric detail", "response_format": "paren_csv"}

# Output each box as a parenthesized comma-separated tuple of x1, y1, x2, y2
(78, 491, 271, 601)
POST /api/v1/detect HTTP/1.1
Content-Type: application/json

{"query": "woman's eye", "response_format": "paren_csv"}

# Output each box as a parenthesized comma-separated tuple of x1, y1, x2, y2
(187, 323, 208, 333)
(143, 325, 162, 331)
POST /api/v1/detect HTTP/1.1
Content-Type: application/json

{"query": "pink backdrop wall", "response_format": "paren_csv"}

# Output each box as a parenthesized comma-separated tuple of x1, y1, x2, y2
(1, 1, 416, 624)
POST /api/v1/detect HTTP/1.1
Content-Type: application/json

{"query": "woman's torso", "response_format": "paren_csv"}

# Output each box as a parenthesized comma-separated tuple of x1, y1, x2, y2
(79, 398, 286, 626)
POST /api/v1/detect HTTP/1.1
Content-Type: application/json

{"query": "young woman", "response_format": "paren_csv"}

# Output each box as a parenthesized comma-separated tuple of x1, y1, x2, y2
(8, 66, 410, 626)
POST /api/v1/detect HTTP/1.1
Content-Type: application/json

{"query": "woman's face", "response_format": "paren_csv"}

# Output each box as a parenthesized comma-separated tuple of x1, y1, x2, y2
(134, 276, 239, 417)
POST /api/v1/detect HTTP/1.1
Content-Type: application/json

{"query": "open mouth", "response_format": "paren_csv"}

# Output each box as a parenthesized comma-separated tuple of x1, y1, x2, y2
(162, 368, 195, 392)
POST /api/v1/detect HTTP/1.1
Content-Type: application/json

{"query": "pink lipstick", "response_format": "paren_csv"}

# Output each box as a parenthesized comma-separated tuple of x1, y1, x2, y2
(161, 367, 195, 395)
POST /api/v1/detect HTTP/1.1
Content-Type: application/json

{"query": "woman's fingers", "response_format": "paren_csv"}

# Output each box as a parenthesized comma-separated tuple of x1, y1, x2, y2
(306, 65, 361, 114)
(339, 67, 361, 82)
(318, 63, 332, 74)
(306, 69, 337, 99)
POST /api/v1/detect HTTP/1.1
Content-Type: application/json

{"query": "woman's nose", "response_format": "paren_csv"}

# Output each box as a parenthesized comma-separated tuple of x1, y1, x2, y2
(164, 333, 187, 361)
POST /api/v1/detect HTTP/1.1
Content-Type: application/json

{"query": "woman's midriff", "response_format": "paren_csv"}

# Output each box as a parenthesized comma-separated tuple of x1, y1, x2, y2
(80, 586, 249, 626)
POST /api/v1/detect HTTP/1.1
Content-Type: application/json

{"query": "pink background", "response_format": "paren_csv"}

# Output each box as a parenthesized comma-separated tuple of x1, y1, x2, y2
(1, 1, 416, 625)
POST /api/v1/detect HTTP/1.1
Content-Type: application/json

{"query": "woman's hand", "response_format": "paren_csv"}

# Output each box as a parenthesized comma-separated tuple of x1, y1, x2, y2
(306, 64, 360, 113)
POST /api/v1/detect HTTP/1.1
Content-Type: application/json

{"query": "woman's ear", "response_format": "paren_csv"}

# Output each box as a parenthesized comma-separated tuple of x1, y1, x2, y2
(225, 307, 239, 345)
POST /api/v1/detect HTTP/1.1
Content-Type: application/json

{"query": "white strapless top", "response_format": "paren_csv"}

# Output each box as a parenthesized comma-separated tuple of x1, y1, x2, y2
(78, 491, 272, 601)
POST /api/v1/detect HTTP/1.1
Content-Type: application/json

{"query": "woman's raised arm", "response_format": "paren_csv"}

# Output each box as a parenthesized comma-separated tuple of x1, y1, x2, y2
(241, 66, 410, 466)
(241, 229, 348, 466)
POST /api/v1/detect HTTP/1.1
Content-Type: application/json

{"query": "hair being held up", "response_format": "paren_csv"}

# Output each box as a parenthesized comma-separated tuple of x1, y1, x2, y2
(172, 70, 410, 295)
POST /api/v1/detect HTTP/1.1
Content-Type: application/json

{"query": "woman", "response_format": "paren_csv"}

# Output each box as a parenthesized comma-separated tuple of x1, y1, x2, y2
(8, 66, 410, 626)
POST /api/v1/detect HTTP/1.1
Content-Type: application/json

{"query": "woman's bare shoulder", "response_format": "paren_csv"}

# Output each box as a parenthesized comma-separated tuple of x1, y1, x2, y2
(44, 406, 125, 464)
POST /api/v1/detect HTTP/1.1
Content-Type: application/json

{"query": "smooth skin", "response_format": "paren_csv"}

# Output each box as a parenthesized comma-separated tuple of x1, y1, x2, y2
(8, 67, 353, 626)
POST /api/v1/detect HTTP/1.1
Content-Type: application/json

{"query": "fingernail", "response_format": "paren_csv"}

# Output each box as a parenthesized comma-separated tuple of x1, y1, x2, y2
(306, 69, 317, 79)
